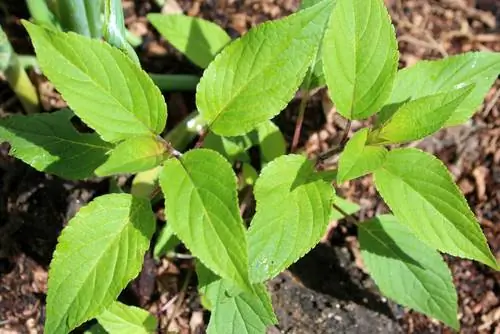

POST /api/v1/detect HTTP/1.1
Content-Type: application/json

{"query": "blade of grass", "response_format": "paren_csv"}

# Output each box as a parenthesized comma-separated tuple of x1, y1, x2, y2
(103, 0, 139, 64)
(85, 0, 103, 38)
(0, 26, 39, 114)
(55, 0, 91, 36)
(25, 0, 60, 30)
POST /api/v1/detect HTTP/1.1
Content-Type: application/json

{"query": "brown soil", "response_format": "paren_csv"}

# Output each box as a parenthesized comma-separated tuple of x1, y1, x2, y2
(0, 0, 499, 333)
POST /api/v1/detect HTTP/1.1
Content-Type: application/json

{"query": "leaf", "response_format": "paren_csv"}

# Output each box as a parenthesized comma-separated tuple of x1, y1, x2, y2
(299, 0, 334, 90)
(45, 194, 156, 334)
(131, 166, 162, 199)
(196, 0, 334, 136)
(160, 148, 252, 291)
(196, 261, 222, 310)
(371, 85, 474, 144)
(381, 52, 500, 126)
(374, 148, 498, 269)
(96, 136, 170, 176)
(248, 154, 334, 283)
(153, 224, 180, 259)
(322, 0, 398, 119)
(359, 215, 458, 329)
(0, 109, 112, 180)
(23, 21, 167, 143)
(96, 301, 157, 334)
(148, 14, 230, 68)
(203, 121, 285, 164)
(330, 195, 360, 221)
(337, 128, 387, 183)
(207, 282, 277, 334)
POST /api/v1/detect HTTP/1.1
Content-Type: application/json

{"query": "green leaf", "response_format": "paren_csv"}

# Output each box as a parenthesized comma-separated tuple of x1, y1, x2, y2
(374, 148, 498, 269)
(359, 215, 458, 329)
(131, 166, 162, 199)
(196, 0, 334, 136)
(248, 154, 334, 283)
(96, 136, 170, 176)
(337, 128, 387, 183)
(84, 323, 108, 334)
(330, 195, 360, 221)
(207, 282, 277, 334)
(371, 85, 474, 144)
(96, 301, 157, 334)
(153, 224, 180, 259)
(160, 148, 252, 291)
(203, 121, 285, 164)
(381, 52, 500, 126)
(0, 109, 112, 180)
(322, 0, 398, 119)
(299, 0, 334, 90)
(45, 194, 156, 334)
(148, 14, 230, 69)
(23, 21, 167, 143)
(196, 261, 223, 311)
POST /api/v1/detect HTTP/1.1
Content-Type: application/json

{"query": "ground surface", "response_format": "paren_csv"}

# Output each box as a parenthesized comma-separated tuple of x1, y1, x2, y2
(0, 0, 499, 333)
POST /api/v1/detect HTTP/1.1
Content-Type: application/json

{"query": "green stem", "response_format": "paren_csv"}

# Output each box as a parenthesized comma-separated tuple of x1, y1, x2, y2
(56, 0, 91, 36)
(150, 73, 200, 91)
(125, 29, 142, 47)
(25, 0, 60, 30)
(1, 27, 39, 114)
(291, 90, 310, 153)
(85, 0, 103, 39)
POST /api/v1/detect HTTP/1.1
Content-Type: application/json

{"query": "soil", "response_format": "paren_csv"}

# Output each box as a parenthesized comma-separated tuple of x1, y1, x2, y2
(1, 0, 499, 333)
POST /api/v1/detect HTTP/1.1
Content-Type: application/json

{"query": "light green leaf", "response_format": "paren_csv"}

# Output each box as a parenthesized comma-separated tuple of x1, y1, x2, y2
(96, 302, 157, 334)
(148, 14, 230, 69)
(153, 224, 180, 259)
(203, 121, 285, 164)
(241, 162, 258, 187)
(299, 0, 335, 90)
(160, 148, 252, 291)
(45, 194, 156, 334)
(323, 0, 398, 119)
(381, 52, 500, 126)
(131, 166, 162, 199)
(371, 85, 474, 144)
(330, 195, 360, 221)
(196, 0, 334, 136)
(248, 154, 334, 283)
(359, 215, 458, 329)
(23, 21, 167, 142)
(337, 128, 387, 183)
(196, 261, 222, 310)
(207, 282, 277, 334)
(0, 109, 112, 180)
(96, 136, 170, 176)
(374, 148, 498, 269)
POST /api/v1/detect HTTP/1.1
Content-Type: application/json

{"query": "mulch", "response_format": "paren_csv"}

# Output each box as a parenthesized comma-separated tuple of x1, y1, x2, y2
(0, 0, 499, 333)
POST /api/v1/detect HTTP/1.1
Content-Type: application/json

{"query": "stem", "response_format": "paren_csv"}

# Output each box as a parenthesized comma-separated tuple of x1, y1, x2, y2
(332, 203, 359, 226)
(56, 0, 91, 36)
(0, 27, 39, 114)
(26, 0, 60, 30)
(150, 74, 200, 91)
(103, 0, 140, 64)
(291, 90, 311, 153)
(165, 268, 193, 330)
(316, 120, 352, 164)
(194, 129, 209, 148)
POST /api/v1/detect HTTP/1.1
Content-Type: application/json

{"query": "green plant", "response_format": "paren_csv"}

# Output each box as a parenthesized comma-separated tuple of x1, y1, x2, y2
(0, 0, 499, 332)
(0, 25, 39, 114)
(23, 0, 200, 91)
